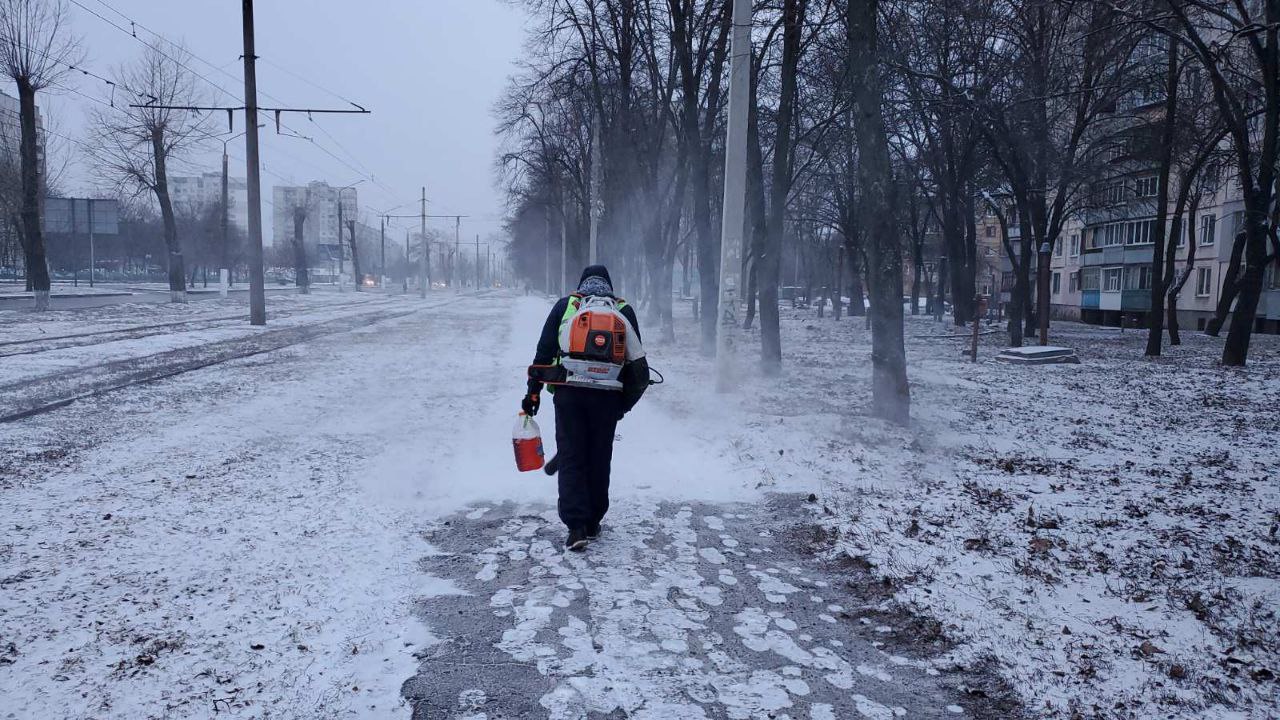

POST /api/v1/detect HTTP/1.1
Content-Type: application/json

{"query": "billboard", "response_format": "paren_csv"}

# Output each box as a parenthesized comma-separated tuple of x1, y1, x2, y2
(44, 198, 119, 235)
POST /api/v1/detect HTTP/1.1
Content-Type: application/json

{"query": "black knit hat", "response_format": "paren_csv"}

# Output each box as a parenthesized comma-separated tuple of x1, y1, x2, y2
(578, 264, 612, 286)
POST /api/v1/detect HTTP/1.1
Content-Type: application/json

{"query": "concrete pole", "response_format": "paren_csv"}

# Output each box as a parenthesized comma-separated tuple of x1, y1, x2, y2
(242, 0, 266, 325)
(714, 0, 752, 392)
(454, 215, 461, 288)
(380, 217, 386, 288)
(589, 112, 602, 265)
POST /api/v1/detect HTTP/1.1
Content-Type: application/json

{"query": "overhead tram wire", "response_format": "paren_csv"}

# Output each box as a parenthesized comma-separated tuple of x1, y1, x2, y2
(68, 0, 397, 204)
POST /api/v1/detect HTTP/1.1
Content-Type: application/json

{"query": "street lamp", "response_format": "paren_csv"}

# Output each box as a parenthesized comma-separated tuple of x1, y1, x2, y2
(336, 181, 365, 289)
(218, 124, 263, 296)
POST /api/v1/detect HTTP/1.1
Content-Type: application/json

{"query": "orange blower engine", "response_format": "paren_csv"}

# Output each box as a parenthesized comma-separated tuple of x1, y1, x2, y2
(529, 296, 639, 392)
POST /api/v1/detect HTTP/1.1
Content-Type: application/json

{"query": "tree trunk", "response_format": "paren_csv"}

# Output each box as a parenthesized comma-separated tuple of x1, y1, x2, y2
(1167, 202, 1199, 345)
(1221, 207, 1271, 365)
(848, 0, 908, 423)
(16, 80, 50, 310)
(1205, 232, 1245, 336)
(1145, 32, 1179, 357)
(293, 208, 310, 294)
(834, 244, 844, 320)
(847, 243, 866, 317)
(151, 127, 186, 303)
(759, 0, 806, 375)
(347, 219, 362, 291)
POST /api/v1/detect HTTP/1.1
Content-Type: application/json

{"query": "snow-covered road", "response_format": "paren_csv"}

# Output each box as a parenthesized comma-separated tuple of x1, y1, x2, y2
(0, 293, 1009, 719)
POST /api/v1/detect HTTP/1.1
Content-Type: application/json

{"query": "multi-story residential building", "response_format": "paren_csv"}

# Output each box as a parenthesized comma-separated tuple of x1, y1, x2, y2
(271, 182, 358, 249)
(169, 172, 249, 233)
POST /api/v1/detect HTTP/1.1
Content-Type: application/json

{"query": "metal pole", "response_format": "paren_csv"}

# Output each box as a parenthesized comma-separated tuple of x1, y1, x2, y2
(714, 0, 752, 392)
(242, 0, 266, 326)
(454, 215, 460, 288)
(544, 208, 551, 294)
(380, 217, 386, 288)
(221, 149, 230, 296)
(419, 187, 428, 298)
(88, 200, 95, 288)
(1038, 241, 1051, 345)
(71, 199, 78, 287)
(476, 234, 482, 290)
(589, 112, 601, 265)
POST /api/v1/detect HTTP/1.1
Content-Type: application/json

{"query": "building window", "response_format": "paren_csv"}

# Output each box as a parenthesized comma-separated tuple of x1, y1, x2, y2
(1070, 234, 1081, 256)
(1070, 271, 1081, 292)
(1103, 181, 1126, 205)
(1055, 239, 1063, 257)
(1134, 176, 1159, 198)
(1082, 267, 1100, 291)
(1125, 265, 1153, 291)
(1052, 272, 1062, 294)
(1199, 214, 1216, 246)
(1196, 267, 1213, 297)
(985, 225, 996, 238)
(1103, 267, 1123, 292)
(1127, 219, 1155, 245)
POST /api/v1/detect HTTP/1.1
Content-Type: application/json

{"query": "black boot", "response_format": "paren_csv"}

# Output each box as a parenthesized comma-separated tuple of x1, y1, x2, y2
(586, 522, 601, 539)
(565, 527, 589, 552)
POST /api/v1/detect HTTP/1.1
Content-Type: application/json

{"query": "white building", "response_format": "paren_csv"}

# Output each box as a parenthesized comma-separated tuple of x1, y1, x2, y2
(271, 181, 358, 249)
(0, 90, 44, 178)
(169, 172, 249, 233)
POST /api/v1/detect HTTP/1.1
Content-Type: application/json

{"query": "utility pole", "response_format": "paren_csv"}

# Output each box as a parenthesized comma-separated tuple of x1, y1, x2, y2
(589, 112, 602, 265)
(419, 187, 428, 298)
(454, 215, 461, 288)
(241, 0, 266, 325)
(715, 0, 752, 391)
(337, 194, 345, 281)
(379, 217, 386, 288)
(544, 206, 552, 293)
(476, 234, 483, 290)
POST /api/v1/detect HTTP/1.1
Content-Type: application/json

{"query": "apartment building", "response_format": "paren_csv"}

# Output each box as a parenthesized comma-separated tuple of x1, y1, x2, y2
(271, 182, 358, 249)
(169, 173, 249, 233)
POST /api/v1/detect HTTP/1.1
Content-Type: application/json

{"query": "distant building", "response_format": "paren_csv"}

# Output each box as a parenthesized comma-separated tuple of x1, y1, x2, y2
(271, 181, 357, 249)
(0, 89, 45, 181)
(169, 172, 249, 233)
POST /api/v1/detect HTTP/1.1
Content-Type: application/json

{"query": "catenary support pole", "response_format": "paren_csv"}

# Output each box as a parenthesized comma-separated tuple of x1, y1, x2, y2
(242, 0, 266, 325)
(714, 0, 752, 392)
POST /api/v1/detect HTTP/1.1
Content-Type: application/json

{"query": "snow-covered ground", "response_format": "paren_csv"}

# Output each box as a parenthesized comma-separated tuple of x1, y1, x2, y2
(664, 308, 1279, 719)
(1, 292, 1275, 719)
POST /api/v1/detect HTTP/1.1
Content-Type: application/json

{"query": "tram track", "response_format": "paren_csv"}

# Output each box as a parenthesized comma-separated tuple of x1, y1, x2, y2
(0, 297, 451, 424)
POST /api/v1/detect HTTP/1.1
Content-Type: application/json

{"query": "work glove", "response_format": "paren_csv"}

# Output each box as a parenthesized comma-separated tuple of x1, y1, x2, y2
(522, 392, 541, 417)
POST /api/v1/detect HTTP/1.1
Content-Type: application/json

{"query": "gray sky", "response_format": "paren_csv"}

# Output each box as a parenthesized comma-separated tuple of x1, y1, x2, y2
(44, 0, 528, 235)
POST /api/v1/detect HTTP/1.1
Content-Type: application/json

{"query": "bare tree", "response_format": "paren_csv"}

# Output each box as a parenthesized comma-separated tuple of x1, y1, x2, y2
(846, 0, 909, 423)
(88, 41, 207, 303)
(0, 0, 81, 309)
(1160, 0, 1279, 366)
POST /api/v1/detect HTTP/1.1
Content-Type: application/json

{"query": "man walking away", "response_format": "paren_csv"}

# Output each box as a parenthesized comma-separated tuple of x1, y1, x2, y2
(523, 265, 649, 551)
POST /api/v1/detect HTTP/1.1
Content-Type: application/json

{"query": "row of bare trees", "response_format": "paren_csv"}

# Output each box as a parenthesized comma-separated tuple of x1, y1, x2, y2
(1, 0, 249, 304)
(497, 0, 1279, 413)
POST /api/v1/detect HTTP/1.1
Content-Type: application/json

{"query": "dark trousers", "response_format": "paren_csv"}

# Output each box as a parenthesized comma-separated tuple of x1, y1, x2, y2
(553, 386, 622, 530)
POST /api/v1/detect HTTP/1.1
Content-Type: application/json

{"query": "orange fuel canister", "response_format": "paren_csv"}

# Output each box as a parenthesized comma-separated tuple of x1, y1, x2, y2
(512, 413, 545, 472)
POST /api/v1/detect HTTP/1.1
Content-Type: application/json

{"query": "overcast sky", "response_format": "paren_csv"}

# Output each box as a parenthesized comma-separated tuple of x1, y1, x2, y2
(41, 0, 529, 237)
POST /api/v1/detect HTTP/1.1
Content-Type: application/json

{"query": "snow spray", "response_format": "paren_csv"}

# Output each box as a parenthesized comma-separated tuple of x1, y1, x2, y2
(512, 413, 545, 472)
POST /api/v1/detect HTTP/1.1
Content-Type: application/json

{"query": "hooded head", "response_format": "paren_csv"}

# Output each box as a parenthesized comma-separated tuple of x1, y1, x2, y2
(577, 264, 614, 297)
